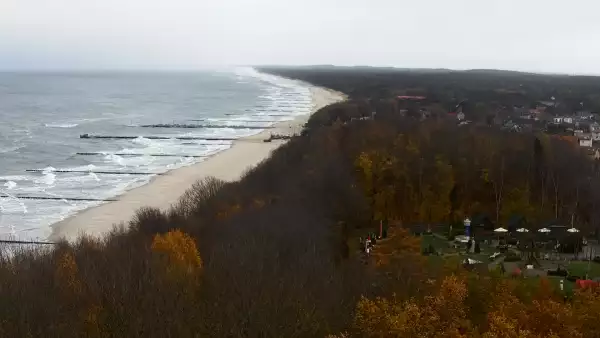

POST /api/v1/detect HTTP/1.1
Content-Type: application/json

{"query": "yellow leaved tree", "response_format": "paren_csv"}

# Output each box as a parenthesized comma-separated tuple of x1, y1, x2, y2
(353, 275, 472, 337)
(151, 229, 203, 278)
(55, 250, 82, 296)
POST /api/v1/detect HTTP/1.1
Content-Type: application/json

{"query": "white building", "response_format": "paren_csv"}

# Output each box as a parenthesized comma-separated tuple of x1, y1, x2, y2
(579, 139, 593, 147)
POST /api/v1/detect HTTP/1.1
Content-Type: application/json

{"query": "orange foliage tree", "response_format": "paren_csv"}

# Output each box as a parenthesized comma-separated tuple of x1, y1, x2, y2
(151, 229, 203, 278)
(354, 275, 472, 337)
(54, 250, 82, 296)
(345, 274, 600, 337)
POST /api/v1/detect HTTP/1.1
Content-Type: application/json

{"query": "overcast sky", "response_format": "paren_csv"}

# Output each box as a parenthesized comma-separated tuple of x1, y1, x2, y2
(1, 0, 599, 74)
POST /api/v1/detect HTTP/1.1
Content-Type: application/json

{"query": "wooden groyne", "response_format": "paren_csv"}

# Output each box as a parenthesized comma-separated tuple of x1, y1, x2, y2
(0, 194, 118, 202)
(227, 113, 293, 117)
(76, 152, 207, 158)
(0, 239, 56, 245)
(137, 123, 271, 130)
(79, 134, 236, 141)
(25, 169, 161, 175)
(263, 134, 295, 142)
(196, 119, 281, 123)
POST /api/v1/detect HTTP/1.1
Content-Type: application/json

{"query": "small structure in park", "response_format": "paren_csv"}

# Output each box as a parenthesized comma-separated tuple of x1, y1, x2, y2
(464, 217, 472, 237)
(579, 138, 593, 147)
(396, 95, 427, 101)
(544, 220, 567, 232)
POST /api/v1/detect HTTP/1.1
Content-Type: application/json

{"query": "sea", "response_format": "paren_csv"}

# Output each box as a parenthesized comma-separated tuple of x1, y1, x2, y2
(0, 67, 313, 241)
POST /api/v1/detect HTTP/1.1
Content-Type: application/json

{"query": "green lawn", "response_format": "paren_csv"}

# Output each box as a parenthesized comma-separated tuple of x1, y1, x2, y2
(567, 261, 600, 278)
(421, 234, 448, 249)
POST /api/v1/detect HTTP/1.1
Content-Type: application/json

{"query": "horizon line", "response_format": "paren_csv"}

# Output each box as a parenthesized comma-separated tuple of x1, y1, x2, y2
(0, 65, 599, 77)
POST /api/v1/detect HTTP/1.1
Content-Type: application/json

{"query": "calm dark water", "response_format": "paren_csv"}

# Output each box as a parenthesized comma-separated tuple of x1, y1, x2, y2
(0, 67, 312, 240)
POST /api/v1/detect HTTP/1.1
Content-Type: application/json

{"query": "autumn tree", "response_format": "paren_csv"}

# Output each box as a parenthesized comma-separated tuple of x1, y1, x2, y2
(151, 229, 203, 278)
(353, 275, 472, 337)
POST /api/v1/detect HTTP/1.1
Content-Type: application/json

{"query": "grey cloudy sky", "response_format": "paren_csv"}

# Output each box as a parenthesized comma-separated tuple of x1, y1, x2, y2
(1, 0, 599, 74)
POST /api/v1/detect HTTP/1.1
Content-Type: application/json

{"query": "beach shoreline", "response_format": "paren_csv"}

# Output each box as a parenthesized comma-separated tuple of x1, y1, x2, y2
(49, 85, 346, 241)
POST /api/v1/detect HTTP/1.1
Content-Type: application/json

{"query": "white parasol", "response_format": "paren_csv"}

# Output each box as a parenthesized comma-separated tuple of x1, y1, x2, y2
(494, 227, 508, 233)
(567, 228, 580, 233)
(516, 228, 529, 233)
(464, 258, 483, 265)
(538, 228, 551, 233)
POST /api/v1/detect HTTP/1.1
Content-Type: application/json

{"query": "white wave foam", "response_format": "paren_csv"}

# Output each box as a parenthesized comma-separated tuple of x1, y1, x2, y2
(104, 153, 126, 166)
(44, 123, 79, 128)
(3, 181, 17, 190)
(132, 136, 155, 146)
(0, 190, 28, 214)
(63, 164, 96, 172)
(103, 153, 156, 168)
(36, 172, 56, 186)
(0, 175, 30, 182)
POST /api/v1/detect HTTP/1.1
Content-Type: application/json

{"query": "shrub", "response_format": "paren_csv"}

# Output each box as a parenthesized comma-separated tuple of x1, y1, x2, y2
(171, 177, 226, 218)
(130, 207, 171, 235)
(504, 253, 521, 262)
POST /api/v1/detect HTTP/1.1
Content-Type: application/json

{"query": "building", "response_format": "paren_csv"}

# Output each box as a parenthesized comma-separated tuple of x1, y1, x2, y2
(521, 112, 535, 120)
(503, 120, 521, 132)
(396, 95, 427, 101)
(538, 100, 556, 108)
(576, 111, 595, 120)
(579, 138, 593, 147)
(512, 105, 528, 114)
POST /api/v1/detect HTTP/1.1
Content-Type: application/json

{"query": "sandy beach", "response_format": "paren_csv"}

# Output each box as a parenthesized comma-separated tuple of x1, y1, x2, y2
(50, 85, 345, 241)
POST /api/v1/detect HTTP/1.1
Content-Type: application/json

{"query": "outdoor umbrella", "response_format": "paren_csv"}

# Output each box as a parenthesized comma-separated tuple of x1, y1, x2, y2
(538, 228, 551, 233)
(567, 227, 580, 233)
(463, 258, 483, 265)
(516, 228, 529, 233)
(493, 227, 508, 245)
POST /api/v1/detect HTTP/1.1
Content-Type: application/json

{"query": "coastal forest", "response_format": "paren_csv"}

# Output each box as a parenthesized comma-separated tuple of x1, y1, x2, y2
(3, 67, 600, 337)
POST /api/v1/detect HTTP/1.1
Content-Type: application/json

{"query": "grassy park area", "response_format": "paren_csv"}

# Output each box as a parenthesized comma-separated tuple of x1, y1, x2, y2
(419, 230, 600, 283)
(567, 261, 600, 278)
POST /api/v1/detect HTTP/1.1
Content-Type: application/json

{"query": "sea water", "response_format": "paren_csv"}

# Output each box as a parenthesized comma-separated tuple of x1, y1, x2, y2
(0, 67, 313, 241)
